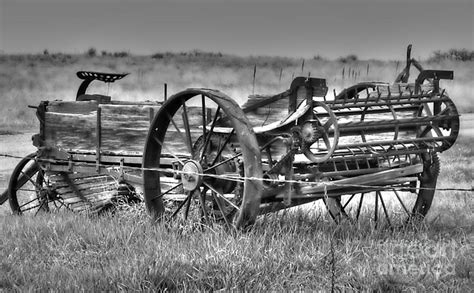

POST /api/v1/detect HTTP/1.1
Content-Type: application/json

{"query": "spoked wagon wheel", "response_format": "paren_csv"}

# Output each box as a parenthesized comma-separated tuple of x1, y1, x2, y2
(325, 152, 440, 228)
(143, 89, 263, 229)
(8, 153, 71, 215)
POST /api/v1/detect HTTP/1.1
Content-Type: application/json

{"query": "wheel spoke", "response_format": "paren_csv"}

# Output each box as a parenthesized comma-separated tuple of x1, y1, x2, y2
(152, 135, 186, 165)
(201, 95, 207, 138)
(18, 169, 41, 190)
(34, 201, 47, 216)
(181, 99, 195, 158)
(153, 183, 183, 200)
(203, 182, 240, 211)
(356, 193, 364, 220)
(56, 198, 74, 211)
(210, 191, 232, 228)
(374, 192, 379, 227)
(323, 118, 334, 130)
(422, 103, 433, 116)
(342, 194, 356, 210)
(378, 191, 392, 227)
(199, 187, 210, 224)
(205, 151, 242, 172)
(431, 123, 444, 137)
(18, 196, 41, 209)
(322, 134, 331, 150)
(19, 202, 43, 213)
(13, 165, 39, 191)
(435, 107, 449, 116)
(200, 106, 221, 162)
(16, 188, 39, 192)
(52, 200, 60, 210)
(210, 130, 235, 166)
(183, 191, 194, 220)
(418, 125, 432, 137)
(170, 192, 193, 219)
(392, 188, 410, 216)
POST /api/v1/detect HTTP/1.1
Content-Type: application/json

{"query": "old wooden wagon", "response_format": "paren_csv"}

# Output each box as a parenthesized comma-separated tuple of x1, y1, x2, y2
(1, 46, 460, 228)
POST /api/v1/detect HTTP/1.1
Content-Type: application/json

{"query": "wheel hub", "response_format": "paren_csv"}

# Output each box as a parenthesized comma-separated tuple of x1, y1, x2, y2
(301, 121, 322, 143)
(181, 160, 203, 191)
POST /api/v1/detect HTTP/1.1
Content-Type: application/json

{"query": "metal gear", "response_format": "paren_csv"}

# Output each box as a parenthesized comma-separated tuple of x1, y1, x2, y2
(301, 121, 320, 144)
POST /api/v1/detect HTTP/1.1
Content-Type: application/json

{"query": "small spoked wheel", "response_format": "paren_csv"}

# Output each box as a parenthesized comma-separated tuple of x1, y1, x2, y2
(143, 89, 263, 229)
(302, 101, 339, 163)
(325, 152, 440, 228)
(8, 153, 70, 215)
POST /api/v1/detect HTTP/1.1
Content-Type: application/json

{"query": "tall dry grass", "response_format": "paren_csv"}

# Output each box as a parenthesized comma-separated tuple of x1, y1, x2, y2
(0, 135, 472, 292)
(1, 52, 473, 130)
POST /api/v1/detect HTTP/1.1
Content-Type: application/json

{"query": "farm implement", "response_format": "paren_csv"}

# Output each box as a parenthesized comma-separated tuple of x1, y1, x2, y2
(0, 46, 460, 228)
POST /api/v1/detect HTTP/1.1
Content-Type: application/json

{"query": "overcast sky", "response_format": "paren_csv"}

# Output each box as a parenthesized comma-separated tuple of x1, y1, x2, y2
(1, 0, 472, 59)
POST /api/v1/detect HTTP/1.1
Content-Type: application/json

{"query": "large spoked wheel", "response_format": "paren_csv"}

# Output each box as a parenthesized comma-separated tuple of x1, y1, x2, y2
(302, 101, 339, 163)
(8, 153, 70, 215)
(416, 93, 459, 152)
(143, 89, 263, 229)
(325, 152, 440, 227)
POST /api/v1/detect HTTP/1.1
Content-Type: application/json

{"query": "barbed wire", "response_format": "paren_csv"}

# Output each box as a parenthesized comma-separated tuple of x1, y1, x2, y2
(1, 152, 472, 192)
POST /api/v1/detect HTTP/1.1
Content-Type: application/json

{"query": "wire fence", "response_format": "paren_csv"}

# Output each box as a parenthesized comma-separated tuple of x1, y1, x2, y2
(1, 152, 472, 193)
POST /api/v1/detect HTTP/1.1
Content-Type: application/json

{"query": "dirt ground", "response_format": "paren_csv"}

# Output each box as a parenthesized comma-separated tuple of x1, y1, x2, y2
(0, 114, 473, 214)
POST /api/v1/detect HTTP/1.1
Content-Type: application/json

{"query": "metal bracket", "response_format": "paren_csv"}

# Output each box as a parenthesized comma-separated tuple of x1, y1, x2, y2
(415, 70, 454, 94)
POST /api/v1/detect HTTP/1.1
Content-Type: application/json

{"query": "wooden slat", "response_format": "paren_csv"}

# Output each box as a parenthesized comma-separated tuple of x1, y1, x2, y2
(44, 112, 97, 151)
(46, 101, 97, 114)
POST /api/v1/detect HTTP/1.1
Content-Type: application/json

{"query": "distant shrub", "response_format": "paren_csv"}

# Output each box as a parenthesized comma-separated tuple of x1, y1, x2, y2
(86, 47, 97, 57)
(43, 49, 49, 55)
(313, 55, 325, 61)
(429, 49, 474, 62)
(101, 50, 109, 56)
(151, 52, 164, 59)
(338, 54, 358, 63)
(113, 51, 129, 58)
(189, 50, 223, 58)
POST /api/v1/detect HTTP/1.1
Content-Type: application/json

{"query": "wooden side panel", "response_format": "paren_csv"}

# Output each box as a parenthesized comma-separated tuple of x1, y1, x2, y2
(44, 112, 97, 152)
(100, 104, 161, 154)
(43, 101, 210, 156)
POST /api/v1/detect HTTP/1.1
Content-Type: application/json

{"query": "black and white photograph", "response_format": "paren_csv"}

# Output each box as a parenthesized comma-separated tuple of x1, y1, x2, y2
(0, 0, 472, 291)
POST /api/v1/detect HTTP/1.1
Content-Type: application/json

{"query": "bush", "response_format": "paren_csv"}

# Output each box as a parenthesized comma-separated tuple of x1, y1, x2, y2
(338, 54, 358, 63)
(113, 51, 129, 58)
(86, 47, 97, 57)
(151, 52, 165, 59)
(429, 49, 474, 62)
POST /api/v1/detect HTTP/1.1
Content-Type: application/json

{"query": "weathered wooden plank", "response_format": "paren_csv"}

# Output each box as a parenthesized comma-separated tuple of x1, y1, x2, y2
(44, 112, 97, 151)
(100, 104, 161, 117)
(299, 164, 424, 195)
(46, 101, 97, 114)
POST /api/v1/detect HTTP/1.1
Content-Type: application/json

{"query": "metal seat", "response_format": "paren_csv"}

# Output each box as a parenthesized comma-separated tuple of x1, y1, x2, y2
(75, 71, 129, 100)
(76, 71, 128, 83)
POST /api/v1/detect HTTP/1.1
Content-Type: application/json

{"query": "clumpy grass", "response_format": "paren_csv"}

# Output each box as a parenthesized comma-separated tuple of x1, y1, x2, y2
(1, 201, 472, 291)
(1, 139, 472, 291)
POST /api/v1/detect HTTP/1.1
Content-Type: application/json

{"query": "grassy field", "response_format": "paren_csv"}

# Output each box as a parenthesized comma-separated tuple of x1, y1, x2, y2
(0, 51, 473, 291)
(0, 51, 473, 130)
(0, 133, 472, 291)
